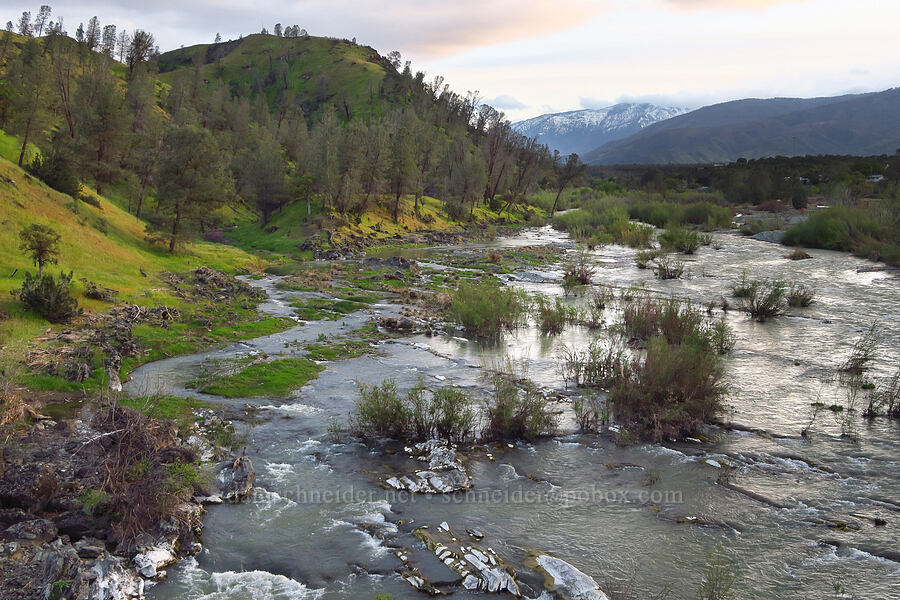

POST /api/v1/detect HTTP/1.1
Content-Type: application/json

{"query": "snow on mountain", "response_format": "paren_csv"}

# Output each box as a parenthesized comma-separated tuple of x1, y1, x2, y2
(512, 103, 689, 156)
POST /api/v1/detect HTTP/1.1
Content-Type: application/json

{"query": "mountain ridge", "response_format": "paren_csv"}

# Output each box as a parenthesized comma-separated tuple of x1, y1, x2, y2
(585, 88, 900, 164)
(512, 103, 687, 156)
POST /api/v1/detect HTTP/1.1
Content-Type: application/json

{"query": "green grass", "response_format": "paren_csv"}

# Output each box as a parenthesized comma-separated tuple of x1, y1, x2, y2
(305, 340, 369, 361)
(118, 395, 210, 425)
(200, 358, 325, 398)
(0, 154, 258, 346)
(783, 203, 900, 266)
(291, 297, 369, 320)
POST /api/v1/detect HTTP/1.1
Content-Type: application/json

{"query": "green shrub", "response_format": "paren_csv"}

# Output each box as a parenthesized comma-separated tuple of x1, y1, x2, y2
(635, 248, 662, 269)
(12, 271, 82, 323)
(354, 379, 475, 442)
(573, 394, 609, 432)
(840, 323, 879, 375)
(782, 203, 900, 266)
(610, 336, 727, 441)
(353, 379, 409, 438)
(787, 283, 815, 307)
(729, 271, 756, 298)
(447, 279, 528, 340)
(658, 224, 700, 254)
(535, 296, 576, 334)
(483, 377, 556, 441)
(562, 250, 595, 285)
(27, 149, 80, 198)
(654, 254, 684, 279)
(708, 318, 736, 355)
(561, 339, 629, 389)
(740, 279, 786, 322)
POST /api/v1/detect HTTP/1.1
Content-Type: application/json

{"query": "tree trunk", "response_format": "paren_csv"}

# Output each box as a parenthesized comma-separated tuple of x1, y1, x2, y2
(550, 187, 564, 215)
(18, 113, 34, 167)
(169, 205, 181, 253)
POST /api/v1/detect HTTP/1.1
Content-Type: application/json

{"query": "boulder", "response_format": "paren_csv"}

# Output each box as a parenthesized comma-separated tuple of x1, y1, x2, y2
(216, 456, 255, 502)
(3, 518, 58, 542)
(527, 554, 609, 600)
(89, 555, 145, 599)
(133, 544, 176, 578)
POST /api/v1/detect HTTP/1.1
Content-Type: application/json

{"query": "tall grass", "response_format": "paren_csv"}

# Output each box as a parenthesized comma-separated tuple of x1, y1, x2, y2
(446, 279, 529, 340)
(483, 376, 556, 441)
(782, 202, 900, 266)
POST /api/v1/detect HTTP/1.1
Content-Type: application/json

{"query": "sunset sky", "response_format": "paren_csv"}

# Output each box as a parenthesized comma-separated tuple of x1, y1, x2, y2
(5, 0, 899, 120)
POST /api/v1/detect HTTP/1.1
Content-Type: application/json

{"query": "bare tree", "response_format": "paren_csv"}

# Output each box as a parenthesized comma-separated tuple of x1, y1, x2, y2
(126, 30, 156, 74)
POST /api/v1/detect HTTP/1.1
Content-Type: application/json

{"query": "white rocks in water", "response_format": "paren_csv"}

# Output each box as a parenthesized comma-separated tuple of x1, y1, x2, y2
(414, 525, 521, 597)
(89, 556, 145, 599)
(704, 459, 722, 468)
(133, 546, 176, 578)
(385, 441, 471, 494)
(533, 554, 609, 600)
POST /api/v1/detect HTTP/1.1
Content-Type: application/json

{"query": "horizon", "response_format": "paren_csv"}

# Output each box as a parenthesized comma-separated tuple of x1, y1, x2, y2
(3, 1, 900, 121)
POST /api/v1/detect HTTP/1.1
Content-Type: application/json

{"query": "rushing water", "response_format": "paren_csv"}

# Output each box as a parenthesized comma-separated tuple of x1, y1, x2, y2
(127, 227, 900, 600)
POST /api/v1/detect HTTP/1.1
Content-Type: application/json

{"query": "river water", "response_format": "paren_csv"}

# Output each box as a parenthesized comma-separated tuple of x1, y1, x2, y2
(127, 227, 900, 600)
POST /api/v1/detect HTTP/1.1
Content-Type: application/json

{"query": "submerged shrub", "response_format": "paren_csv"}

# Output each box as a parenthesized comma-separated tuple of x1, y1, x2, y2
(353, 379, 409, 438)
(787, 283, 815, 307)
(654, 254, 684, 279)
(729, 271, 756, 298)
(483, 377, 556, 441)
(561, 338, 630, 389)
(840, 322, 879, 375)
(658, 224, 701, 254)
(635, 248, 662, 269)
(610, 336, 727, 441)
(562, 250, 595, 286)
(573, 394, 609, 432)
(354, 379, 475, 442)
(447, 279, 528, 340)
(740, 279, 786, 322)
(13, 271, 82, 323)
(535, 296, 577, 334)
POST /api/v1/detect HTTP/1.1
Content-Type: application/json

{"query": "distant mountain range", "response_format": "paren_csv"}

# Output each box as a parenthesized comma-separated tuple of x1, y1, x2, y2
(511, 103, 688, 156)
(583, 88, 900, 165)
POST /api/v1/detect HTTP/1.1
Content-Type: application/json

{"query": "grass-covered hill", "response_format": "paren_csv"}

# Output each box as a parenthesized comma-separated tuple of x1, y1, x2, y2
(0, 145, 254, 346)
(157, 33, 391, 117)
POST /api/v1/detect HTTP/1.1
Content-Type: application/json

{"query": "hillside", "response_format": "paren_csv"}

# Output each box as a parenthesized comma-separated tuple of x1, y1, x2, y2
(585, 88, 900, 164)
(157, 33, 391, 118)
(0, 151, 254, 345)
(512, 103, 686, 156)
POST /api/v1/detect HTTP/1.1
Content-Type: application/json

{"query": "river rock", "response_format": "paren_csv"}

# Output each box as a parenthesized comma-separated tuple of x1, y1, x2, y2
(413, 524, 521, 596)
(385, 441, 471, 494)
(133, 544, 176, 578)
(3, 518, 58, 542)
(89, 555, 145, 599)
(528, 553, 610, 600)
(216, 455, 255, 502)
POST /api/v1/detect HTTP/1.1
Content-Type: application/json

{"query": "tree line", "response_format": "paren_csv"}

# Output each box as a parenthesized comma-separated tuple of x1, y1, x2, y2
(1, 6, 574, 253)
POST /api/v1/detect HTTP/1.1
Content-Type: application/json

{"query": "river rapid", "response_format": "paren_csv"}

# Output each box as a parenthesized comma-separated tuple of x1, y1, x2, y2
(126, 226, 900, 600)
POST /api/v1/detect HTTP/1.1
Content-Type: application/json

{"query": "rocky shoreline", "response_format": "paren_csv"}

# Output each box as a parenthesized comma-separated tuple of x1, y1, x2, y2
(0, 407, 255, 600)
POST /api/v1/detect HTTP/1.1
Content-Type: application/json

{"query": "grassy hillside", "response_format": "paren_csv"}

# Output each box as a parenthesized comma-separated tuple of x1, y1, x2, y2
(157, 34, 389, 117)
(0, 154, 255, 346)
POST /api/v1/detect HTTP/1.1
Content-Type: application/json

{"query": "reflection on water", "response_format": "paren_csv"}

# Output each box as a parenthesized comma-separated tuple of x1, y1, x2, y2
(133, 227, 900, 600)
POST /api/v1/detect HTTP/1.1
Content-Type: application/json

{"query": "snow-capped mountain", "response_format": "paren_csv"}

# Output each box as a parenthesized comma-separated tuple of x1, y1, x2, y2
(512, 103, 689, 156)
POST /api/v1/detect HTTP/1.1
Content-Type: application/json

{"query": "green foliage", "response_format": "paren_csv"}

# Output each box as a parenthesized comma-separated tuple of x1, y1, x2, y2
(77, 488, 110, 515)
(352, 378, 475, 441)
(697, 546, 738, 600)
(658, 224, 701, 254)
(305, 340, 369, 361)
(447, 279, 529, 340)
(739, 279, 786, 322)
(628, 200, 732, 229)
(654, 254, 684, 279)
(783, 203, 900, 266)
(483, 377, 556, 441)
(611, 335, 727, 442)
(534, 296, 577, 334)
(200, 358, 325, 397)
(18, 223, 61, 276)
(840, 322, 879, 375)
(573, 394, 609, 432)
(26, 147, 80, 198)
(561, 338, 629, 389)
(12, 271, 81, 323)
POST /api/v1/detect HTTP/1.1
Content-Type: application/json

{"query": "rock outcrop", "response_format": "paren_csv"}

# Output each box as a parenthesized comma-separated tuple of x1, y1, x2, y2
(384, 441, 471, 494)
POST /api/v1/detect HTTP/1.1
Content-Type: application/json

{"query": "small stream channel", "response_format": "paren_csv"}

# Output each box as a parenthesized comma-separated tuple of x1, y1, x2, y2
(126, 226, 900, 600)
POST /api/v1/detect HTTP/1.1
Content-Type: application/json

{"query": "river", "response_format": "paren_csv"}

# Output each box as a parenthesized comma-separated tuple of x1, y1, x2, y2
(126, 226, 900, 600)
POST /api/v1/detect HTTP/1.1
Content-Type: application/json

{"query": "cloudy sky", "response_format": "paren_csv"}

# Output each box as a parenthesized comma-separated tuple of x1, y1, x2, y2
(5, 0, 900, 120)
